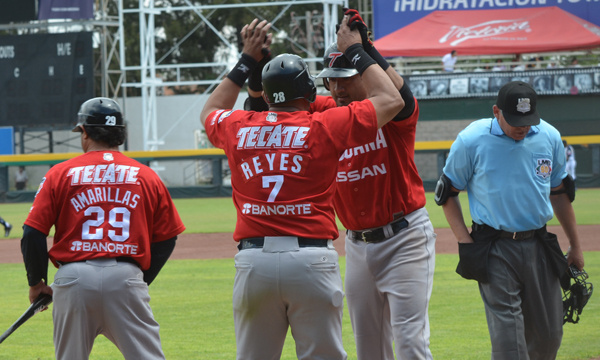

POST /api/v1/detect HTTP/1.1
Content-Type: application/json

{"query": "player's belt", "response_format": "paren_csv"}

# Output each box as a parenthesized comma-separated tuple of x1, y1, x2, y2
(238, 237, 328, 250)
(56, 257, 139, 267)
(348, 217, 410, 244)
(498, 230, 536, 240)
(473, 223, 540, 241)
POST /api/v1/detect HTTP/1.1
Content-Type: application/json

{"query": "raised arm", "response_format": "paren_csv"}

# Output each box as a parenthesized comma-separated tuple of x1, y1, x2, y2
(336, 16, 403, 128)
(343, 8, 415, 121)
(200, 19, 272, 127)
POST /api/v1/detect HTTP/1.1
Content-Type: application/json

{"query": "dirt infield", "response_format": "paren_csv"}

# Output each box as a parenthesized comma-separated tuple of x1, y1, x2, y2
(1, 225, 598, 264)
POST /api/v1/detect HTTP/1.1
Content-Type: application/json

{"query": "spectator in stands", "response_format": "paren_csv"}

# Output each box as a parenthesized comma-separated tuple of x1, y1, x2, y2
(570, 57, 581, 68)
(442, 50, 457, 72)
(15, 166, 28, 191)
(513, 54, 526, 71)
(492, 59, 506, 71)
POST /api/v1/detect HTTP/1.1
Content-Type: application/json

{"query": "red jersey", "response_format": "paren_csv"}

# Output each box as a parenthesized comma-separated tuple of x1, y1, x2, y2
(205, 99, 378, 241)
(311, 95, 426, 230)
(25, 151, 185, 270)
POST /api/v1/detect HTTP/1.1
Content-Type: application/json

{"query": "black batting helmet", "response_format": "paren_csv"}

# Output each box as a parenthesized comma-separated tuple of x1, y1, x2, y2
(72, 97, 125, 132)
(261, 54, 316, 105)
(316, 42, 358, 79)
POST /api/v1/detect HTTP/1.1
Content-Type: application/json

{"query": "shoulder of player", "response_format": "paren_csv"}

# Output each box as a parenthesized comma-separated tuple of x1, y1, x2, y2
(206, 108, 245, 127)
(310, 95, 336, 112)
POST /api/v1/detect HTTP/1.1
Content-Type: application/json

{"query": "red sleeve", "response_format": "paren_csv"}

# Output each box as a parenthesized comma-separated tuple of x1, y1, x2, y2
(24, 172, 58, 235)
(309, 95, 337, 113)
(205, 109, 238, 149)
(151, 179, 186, 243)
(316, 99, 378, 154)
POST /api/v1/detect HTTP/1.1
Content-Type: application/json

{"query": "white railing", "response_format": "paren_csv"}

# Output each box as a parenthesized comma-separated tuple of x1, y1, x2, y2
(388, 50, 600, 75)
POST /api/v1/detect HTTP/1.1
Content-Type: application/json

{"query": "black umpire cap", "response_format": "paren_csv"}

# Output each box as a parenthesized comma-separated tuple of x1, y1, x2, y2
(496, 81, 540, 127)
(72, 97, 125, 132)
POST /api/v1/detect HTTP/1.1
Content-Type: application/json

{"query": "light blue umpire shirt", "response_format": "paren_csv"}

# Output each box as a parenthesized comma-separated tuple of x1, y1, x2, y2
(443, 117, 567, 232)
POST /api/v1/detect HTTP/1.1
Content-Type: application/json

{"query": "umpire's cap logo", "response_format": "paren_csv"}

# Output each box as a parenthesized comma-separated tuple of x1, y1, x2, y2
(516, 98, 531, 114)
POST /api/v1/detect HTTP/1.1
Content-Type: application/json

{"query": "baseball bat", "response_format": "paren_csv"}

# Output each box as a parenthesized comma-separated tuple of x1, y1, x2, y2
(0, 293, 53, 344)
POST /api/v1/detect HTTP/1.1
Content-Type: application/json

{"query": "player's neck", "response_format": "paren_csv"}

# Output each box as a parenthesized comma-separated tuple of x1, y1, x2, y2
(84, 143, 119, 153)
(269, 99, 310, 112)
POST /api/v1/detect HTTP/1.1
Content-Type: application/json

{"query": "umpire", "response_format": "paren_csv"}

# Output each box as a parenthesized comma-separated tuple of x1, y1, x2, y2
(437, 81, 584, 359)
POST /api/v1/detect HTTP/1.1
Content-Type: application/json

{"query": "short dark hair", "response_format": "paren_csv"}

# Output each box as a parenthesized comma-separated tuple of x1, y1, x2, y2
(83, 125, 127, 147)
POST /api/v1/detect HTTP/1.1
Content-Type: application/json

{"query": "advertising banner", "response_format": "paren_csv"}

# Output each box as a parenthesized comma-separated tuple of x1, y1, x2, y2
(38, 0, 94, 20)
(406, 67, 600, 99)
(374, 7, 600, 56)
(374, 0, 600, 39)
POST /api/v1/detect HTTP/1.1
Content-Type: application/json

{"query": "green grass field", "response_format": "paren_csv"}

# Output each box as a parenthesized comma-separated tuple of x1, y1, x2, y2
(0, 189, 599, 359)
(2, 189, 600, 238)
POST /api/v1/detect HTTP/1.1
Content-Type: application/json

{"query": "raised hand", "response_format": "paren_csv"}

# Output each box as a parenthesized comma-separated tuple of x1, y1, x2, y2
(343, 8, 373, 52)
(241, 19, 272, 62)
(336, 15, 362, 53)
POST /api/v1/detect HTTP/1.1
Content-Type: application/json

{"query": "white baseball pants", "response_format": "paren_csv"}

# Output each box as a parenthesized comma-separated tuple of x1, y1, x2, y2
(345, 208, 436, 360)
(52, 258, 165, 360)
(233, 236, 347, 360)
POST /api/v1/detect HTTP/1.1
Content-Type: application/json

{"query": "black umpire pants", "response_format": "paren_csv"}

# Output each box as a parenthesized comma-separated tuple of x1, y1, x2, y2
(472, 226, 565, 360)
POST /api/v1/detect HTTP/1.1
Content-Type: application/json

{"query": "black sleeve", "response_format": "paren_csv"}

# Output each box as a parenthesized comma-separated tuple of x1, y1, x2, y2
(392, 81, 416, 122)
(243, 95, 269, 112)
(143, 236, 177, 285)
(21, 225, 49, 287)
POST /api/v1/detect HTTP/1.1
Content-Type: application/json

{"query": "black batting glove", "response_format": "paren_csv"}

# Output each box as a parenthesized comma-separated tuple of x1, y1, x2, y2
(342, 7, 389, 71)
(247, 48, 272, 92)
(343, 8, 373, 52)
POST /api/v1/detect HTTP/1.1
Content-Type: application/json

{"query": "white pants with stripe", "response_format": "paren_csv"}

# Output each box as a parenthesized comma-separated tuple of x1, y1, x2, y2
(345, 208, 436, 360)
(52, 258, 165, 360)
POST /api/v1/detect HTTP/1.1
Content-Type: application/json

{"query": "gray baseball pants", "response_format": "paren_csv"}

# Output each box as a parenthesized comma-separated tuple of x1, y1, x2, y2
(345, 208, 436, 360)
(479, 238, 563, 360)
(233, 236, 347, 360)
(52, 258, 165, 360)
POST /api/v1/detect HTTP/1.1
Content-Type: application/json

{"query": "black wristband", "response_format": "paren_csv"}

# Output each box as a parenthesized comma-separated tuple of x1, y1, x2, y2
(368, 47, 390, 71)
(226, 53, 258, 88)
(244, 95, 269, 112)
(247, 49, 271, 92)
(344, 44, 377, 76)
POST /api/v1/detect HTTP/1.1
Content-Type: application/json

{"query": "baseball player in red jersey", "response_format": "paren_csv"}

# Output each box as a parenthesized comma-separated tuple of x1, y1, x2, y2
(245, 9, 436, 360)
(21, 97, 185, 360)
(200, 17, 404, 360)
